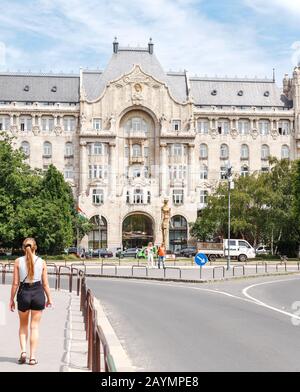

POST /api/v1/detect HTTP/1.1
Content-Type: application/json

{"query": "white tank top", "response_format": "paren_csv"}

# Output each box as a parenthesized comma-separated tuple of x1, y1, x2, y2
(19, 256, 44, 283)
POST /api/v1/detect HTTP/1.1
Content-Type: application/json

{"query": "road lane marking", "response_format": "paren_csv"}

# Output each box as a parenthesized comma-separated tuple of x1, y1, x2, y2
(87, 276, 254, 304)
(88, 275, 300, 322)
(242, 276, 300, 321)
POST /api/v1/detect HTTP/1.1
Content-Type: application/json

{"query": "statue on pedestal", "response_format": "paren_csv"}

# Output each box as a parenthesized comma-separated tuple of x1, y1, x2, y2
(161, 199, 171, 246)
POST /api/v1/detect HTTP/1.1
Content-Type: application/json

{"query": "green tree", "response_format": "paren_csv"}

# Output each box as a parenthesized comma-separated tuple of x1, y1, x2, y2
(0, 134, 91, 253)
(191, 158, 299, 255)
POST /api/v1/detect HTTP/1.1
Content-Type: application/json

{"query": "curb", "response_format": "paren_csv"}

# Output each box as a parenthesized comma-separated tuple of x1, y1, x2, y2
(93, 296, 135, 372)
(84, 270, 300, 285)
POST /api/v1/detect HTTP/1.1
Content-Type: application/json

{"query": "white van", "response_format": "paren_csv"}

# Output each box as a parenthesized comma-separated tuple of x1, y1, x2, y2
(223, 239, 256, 262)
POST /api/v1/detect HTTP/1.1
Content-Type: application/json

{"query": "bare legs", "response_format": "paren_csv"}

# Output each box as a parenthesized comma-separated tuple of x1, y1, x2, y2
(29, 310, 42, 360)
(18, 310, 42, 360)
(18, 310, 29, 353)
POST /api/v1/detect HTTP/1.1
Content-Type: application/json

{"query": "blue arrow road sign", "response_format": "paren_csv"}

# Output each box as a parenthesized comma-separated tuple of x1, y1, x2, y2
(194, 252, 208, 266)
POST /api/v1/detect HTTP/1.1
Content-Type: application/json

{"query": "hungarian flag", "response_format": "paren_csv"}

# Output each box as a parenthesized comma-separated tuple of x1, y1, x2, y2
(77, 206, 88, 218)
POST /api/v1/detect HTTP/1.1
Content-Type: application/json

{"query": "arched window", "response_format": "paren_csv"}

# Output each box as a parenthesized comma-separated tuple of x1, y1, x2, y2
(241, 144, 249, 160)
(132, 144, 142, 157)
(200, 143, 208, 159)
(220, 144, 229, 159)
(43, 141, 52, 157)
(169, 215, 188, 252)
(21, 141, 30, 156)
(88, 216, 107, 250)
(200, 164, 208, 180)
(261, 144, 270, 160)
(281, 145, 290, 159)
(65, 142, 73, 157)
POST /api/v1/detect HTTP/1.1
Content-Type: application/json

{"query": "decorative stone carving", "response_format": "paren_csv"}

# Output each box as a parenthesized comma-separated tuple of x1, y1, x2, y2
(210, 128, 218, 139)
(109, 113, 116, 132)
(32, 125, 40, 135)
(251, 129, 259, 140)
(54, 126, 62, 135)
(230, 128, 238, 139)
(271, 128, 278, 140)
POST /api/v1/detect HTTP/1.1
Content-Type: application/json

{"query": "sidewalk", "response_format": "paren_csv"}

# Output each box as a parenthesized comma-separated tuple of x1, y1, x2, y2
(0, 285, 89, 372)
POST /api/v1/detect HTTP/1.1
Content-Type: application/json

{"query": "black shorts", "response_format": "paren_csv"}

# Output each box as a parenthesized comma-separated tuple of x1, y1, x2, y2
(17, 281, 45, 312)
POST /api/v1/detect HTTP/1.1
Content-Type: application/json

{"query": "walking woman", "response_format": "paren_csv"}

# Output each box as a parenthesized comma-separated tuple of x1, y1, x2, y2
(9, 237, 53, 365)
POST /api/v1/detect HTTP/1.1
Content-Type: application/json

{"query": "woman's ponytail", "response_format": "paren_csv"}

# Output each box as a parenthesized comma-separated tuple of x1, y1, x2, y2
(22, 238, 37, 282)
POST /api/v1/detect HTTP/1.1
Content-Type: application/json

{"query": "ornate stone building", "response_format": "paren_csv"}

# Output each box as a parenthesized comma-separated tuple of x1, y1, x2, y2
(1, 39, 299, 252)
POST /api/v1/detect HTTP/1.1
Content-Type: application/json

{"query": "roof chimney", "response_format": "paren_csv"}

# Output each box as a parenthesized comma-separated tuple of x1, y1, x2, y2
(113, 37, 119, 54)
(148, 38, 154, 54)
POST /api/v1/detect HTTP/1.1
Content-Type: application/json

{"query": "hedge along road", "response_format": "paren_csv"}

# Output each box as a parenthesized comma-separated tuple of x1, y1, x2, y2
(86, 274, 300, 372)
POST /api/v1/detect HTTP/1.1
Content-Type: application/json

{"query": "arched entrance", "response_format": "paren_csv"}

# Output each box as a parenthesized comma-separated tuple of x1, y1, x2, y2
(169, 215, 188, 252)
(122, 214, 154, 249)
(88, 215, 108, 250)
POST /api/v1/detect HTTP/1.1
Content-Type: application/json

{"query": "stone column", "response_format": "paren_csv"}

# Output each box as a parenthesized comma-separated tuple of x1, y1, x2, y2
(187, 143, 195, 196)
(79, 141, 88, 194)
(160, 142, 168, 197)
(108, 142, 116, 199)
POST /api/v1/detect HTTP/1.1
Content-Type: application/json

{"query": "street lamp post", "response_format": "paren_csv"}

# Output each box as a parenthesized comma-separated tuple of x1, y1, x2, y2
(227, 163, 233, 271)
(98, 213, 102, 260)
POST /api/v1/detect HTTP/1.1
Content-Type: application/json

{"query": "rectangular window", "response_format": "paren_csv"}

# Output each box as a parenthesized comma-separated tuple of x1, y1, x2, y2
(259, 120, 270, 135)
(64, 117, 76, 132)
(200, 190, 208, 205)
(173, 189, 184, 205)
(278, 121, 290, 135)
(20, 117, 32, 132)
(238, 120, 250, 135)
(197, 120, 209, 134)
(93, 118, 102, 131)
(0, 117, 9, 130)
(133, 189, 144, 204)
(64, 166, 74, 179)
(220, 166, 227, 180)
(172, 120, 181, 132)
(218, 120, 229, 135)
(42, 117, 54, 132)
(92, 189, 104, 205)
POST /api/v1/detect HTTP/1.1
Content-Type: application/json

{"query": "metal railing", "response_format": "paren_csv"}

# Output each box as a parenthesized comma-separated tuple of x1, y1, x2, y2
(80, 275, 116, 372)
(101, 263, 118, 276)
(132, 265, 148, 277)
(164, 267, 182, 279)
(212, 266, 225, 279)
(233, 265, 245, 277)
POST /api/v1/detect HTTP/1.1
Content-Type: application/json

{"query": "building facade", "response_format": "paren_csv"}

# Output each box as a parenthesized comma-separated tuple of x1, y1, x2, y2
(1, 39, 300, 253)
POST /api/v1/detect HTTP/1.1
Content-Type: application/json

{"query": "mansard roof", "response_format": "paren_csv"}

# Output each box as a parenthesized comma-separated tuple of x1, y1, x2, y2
(0, 72, 80, 103)
(190, 77, 290, 108)
(82, 47, 188, 103)
(0, 43, 292, 108)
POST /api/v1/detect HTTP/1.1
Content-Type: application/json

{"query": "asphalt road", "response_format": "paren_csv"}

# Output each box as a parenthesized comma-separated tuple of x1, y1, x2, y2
(86, 274, 300, 372)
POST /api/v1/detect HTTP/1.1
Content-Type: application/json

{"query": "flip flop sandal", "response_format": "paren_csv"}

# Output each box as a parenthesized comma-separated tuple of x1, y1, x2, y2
(18, 352, 27, 364)
(29, 358, 38, 366)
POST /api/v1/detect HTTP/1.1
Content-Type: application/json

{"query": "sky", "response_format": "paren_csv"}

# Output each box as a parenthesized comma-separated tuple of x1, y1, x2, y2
(0, 0, 300, 82)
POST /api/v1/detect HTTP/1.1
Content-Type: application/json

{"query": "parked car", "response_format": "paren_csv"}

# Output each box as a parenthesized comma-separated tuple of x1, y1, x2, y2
(180, 246, 197, 258)
(255, 245, 271, 256)
(116, 248, 140, 258)
(66, 247, 79, 255)
(92, 248, 113, 258)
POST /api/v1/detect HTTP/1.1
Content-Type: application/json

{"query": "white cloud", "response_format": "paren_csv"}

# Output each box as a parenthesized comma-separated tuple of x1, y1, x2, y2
(0, 0, 294, 78)
(245, 0, 300, 15)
